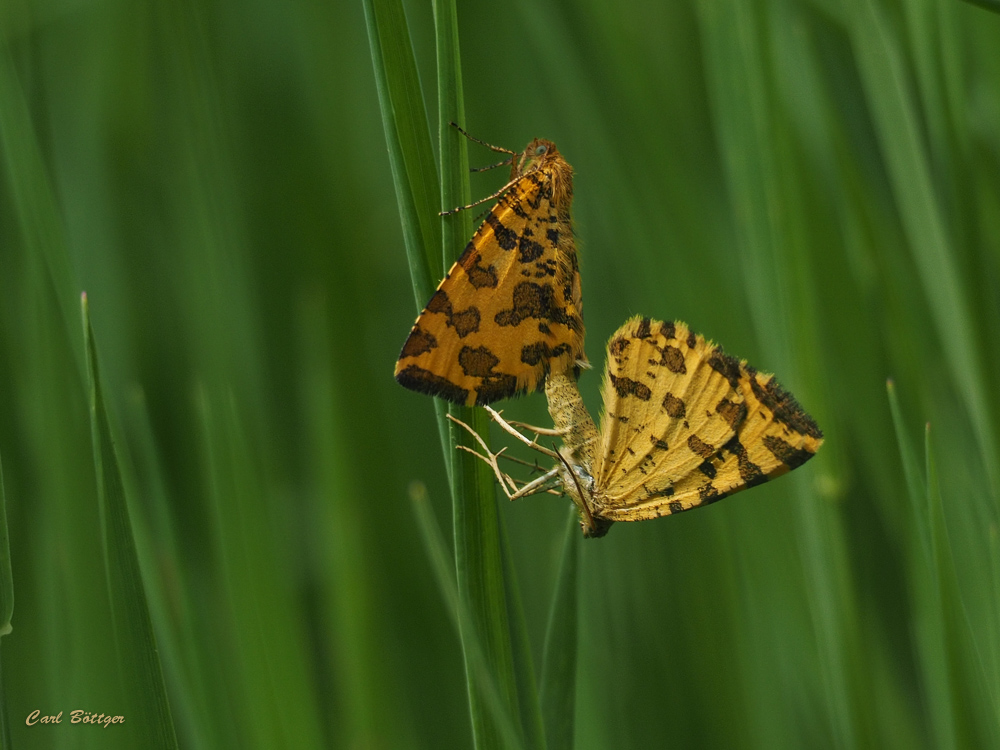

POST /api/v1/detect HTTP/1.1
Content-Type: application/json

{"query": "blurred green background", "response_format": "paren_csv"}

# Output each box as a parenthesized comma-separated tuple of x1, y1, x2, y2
(2, 0, 1000, 747)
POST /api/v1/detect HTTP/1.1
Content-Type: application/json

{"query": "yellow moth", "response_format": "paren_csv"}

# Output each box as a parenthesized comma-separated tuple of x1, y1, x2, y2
(453, 316, 824, 537)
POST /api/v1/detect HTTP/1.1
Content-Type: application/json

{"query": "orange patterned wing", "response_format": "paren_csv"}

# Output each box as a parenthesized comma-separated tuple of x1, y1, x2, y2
(395, 140, 585, 406)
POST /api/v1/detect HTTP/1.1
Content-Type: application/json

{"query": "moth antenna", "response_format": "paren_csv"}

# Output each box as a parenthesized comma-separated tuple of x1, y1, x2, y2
(551, 445, 599, 535)
(449, 122, 517, 155)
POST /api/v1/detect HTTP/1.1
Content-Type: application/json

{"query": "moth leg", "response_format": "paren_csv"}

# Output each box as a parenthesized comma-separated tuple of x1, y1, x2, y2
(439, 167, 542, 217)
(470, 158, 515, 173)
(483, 406, 559, 459)
(506, 420, 567, 437)
(509, 466, 561, 500)
(448, 414, 520, 500)
(497, 453, 552, 476)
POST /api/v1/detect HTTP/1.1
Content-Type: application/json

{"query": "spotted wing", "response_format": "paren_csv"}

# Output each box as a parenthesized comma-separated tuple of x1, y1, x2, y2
(593, 318, 824, 522)
(591, 317, 744, 514)
(395, 164, 584, 406)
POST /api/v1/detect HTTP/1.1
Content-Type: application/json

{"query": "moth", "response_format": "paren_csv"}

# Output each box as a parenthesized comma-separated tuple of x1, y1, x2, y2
(395, 131, 585, 407)
(453, 316, 824, 538)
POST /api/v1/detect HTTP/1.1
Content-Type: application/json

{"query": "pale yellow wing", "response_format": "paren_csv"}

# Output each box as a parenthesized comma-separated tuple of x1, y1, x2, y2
(592, 317, 744, 507)
(395, 144, 584, 406)
(595, 322, 824, 522)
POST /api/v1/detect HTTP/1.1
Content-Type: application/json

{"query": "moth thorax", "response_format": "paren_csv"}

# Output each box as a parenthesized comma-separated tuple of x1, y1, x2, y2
(544, 369, 598, 466)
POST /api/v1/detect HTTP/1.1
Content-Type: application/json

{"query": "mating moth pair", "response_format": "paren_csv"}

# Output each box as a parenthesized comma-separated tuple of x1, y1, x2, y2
(395, 129, 823, 538)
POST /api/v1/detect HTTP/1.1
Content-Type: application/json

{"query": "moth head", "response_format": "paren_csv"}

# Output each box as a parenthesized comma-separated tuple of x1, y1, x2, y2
(519, 138, 559, 172)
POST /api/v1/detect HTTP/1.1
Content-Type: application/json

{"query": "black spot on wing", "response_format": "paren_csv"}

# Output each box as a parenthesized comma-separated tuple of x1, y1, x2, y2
(475, 374, 520, 404)
(518, 232, 544, 262)
(749, 370, 824, 439)
(608, 336, 630, 359)
(459, 249, 499, 289)
(458, 346, 500, 377)
(399, 325, 437, 359)
(649, 435, 670, 451)
(763, 435, 816, 469)
(609, 373, 652, 400)
(521, 341, 571, 366)
(721, 436, 767, 486)
(687, 435, 715, 459)
(716, 398, 747, 429)
(707, 349, 742, 390)
(698, 484, 722, 505)
(450, 307, 481, 337)
(396, 365, 469, 404)
(660, 346, 686, 374)
(425, 289, 480, 338)
(495, 282, 572, 327)
(485, 212, 518, 250)
(662, 392, 686, 418)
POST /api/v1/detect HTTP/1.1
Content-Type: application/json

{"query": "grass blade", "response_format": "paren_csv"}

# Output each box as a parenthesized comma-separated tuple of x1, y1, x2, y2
(363, 0, 442, 304)
(848, 0, 998, 493)
(959, 0, 1000, 13)
(433, 1, 542, 748)
(925, 426, 999, 748)
(887, 381, 999, 748)
(0, 46, 84, 382)
(0, 453, 11, 637)
(0, 453, 11, 750)
(410, 482, 526, 750)
(363, 0, 454, 482)
(82, 293, 179, 748)
(539, 510, 580, 750)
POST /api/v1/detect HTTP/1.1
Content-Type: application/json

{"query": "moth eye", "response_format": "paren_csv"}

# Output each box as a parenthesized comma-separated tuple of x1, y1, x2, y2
(535, 144, 547, 156)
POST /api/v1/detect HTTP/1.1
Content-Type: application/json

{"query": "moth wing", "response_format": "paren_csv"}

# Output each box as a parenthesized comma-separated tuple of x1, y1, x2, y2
(598, 336, 824, 522)
(395, 166, 584, 406)
(592, 317, 743, 510)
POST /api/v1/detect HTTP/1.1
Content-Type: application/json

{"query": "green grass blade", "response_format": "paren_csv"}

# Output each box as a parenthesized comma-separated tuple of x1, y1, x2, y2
(696, 3, 867, 744)
(0, 453, 11, 638)
(363, 0, 454, 485)
(434, 2, 543, 746)
(0, 46, 84, 383)
(959, 0, 1000, 13)
(925, 425, 1000, 748)
(847, 0, 999, 494)
(0, 453, 11, 750)
(82, 293, 179, 749)
(297, 292, 416, 749)
(363, 0, 442, 304)
(888, 381, 953, 747)
(195, 386, 327, 750)
(499, 519, 548, 750)
(410, 482, 527, 750)
(539, 510, 580, 750)
(887, 382, 1000, 748)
